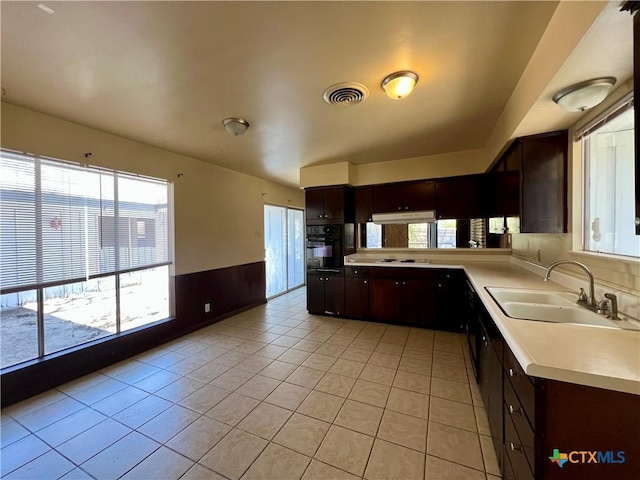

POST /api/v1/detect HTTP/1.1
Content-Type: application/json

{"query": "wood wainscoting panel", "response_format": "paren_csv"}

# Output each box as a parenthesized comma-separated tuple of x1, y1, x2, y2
(1, 262, 266, 407)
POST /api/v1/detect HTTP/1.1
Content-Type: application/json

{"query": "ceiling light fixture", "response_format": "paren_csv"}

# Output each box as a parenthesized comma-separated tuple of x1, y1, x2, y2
(222, 118, 250, 136)
(552, 77, 617, 112)
(381, 71, 419, 99)
(37, 3, 55, 14)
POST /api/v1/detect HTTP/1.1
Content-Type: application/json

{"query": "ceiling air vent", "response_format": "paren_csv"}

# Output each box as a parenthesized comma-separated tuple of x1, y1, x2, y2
(322, 82, 369, 106)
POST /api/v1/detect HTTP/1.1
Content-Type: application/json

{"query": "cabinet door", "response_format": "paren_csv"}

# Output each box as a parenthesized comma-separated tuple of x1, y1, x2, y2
(305, 189, 325, 222)
(307, 275, 325, 314)
(323, 187, 345, 221)
(324, 276, 345, 315)
(345, 277, 369, 318)
(370, 279, 401, 322)
(494, 171, 520, 217)
(436, 175, 484, 219)
(435, 271, 464, 332)
(521, 133, 567, 233)
(373, 184, 404, 212)
(355, 187, 373, 223)
(404, 182, 436, 211)
(400, 280, 434, 327)
(636, 11, 640, 235)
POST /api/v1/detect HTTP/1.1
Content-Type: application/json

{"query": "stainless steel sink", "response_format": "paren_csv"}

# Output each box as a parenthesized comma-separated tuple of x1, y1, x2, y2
(486, 287, 640, 331)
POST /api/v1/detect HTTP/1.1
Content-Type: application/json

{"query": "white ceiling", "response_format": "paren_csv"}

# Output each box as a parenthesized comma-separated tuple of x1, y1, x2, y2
(0, 2, 633, 187)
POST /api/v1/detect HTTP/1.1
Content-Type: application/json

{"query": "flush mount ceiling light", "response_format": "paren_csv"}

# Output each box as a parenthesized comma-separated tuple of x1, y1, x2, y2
(552, 77, 616, 112)
(381, 71, 419, 99)
(222, 118, 250, 136)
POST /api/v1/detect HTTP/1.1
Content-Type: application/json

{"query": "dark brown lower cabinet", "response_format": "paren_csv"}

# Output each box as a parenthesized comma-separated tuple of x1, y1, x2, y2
(435, 269, 465, 332)
(345, 277, 369, 318)
(369, 268, 436, 327)
(476, 306, 640, 480)
(307, 273, 344, 315)
(370, 279, 403, 323)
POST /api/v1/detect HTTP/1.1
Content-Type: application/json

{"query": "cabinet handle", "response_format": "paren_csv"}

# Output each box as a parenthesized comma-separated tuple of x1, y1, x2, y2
(402, 281, 406, 285)
(446, 274, 450, 279)
(395, 281, 399, 285)
(363, 280, 368, 284)
(405, 206, 409, 210)
(354, 270, 358, 274)
(437, 283, 442, 288)
(398, 207, 402, 211)
(509, 368, 516, 377)
(510, 442, 524, 454)
(508, 404, 522, 416)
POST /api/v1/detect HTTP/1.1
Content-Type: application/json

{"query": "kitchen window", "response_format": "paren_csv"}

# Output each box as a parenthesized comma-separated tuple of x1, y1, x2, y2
(0, 149, 173, 369)
(581, 96, 638, 258)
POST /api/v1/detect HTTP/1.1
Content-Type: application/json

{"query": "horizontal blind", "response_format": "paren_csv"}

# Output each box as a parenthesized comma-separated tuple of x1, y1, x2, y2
(575, 92, 634, 139)
(0, 150, 171, 293)
(0, 152, 37, 290)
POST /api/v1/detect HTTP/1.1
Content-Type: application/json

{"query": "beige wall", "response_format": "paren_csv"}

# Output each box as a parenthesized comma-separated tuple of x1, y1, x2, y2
(482, 1, 607, 169)
(261, 180, 304, 209)
(1, 103, 303, 276)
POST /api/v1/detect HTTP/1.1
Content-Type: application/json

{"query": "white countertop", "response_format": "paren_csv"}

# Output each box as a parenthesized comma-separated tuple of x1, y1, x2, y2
(345, 254, 640, 395)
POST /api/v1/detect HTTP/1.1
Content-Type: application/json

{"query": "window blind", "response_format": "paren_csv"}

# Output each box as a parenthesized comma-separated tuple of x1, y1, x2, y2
(0, 150, 171, 293)
(575, 92, 634, 139)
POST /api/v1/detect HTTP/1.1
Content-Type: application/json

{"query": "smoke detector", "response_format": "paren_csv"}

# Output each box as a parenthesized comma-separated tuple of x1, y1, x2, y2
(322, 82, 369, 106)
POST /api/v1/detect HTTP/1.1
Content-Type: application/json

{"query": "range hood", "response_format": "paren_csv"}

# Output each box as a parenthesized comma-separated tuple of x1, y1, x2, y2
(371, 210, 438, 224)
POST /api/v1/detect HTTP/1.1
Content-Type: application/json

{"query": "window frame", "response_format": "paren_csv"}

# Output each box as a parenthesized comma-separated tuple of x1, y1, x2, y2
(0, 149, 175, 369)
(578, 95, 637, 259)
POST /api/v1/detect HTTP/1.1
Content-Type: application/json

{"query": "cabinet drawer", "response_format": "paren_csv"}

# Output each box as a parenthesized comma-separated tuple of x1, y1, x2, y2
(369, 267, 435, 281)
(504, 347, 535, 425)
(504, 378, 535, 471)
(345, 267, 369, 278)
(504, 408, 535, 480)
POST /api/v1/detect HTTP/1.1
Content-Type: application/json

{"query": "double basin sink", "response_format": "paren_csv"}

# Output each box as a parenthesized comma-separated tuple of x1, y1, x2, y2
(486, 287, 640, 331)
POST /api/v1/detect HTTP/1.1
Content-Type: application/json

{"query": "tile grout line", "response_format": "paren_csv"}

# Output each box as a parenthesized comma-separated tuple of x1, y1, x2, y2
(2, 292, 498, 479)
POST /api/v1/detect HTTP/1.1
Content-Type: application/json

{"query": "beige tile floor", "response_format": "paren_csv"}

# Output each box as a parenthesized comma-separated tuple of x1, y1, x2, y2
(0, 288, 501, 480)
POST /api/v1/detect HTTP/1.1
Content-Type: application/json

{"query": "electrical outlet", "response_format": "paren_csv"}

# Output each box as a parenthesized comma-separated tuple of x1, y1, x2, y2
(204, 303, 211, 313)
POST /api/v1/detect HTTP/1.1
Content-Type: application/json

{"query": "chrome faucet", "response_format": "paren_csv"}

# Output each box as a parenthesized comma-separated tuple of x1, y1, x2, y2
(544, 260, 596, 310)
(604, 293, 621, 320)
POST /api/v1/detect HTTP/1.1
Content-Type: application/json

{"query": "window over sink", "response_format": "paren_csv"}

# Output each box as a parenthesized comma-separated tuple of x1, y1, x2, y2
(581, 96, 638, 258)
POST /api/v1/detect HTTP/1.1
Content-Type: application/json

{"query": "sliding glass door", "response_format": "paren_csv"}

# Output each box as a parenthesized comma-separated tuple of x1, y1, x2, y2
(264, 205, 304, 298)
(287, 209, 304, 289)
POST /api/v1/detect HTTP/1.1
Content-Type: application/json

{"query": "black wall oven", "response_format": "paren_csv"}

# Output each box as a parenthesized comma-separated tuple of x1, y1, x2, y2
(306, 225, 343, 272)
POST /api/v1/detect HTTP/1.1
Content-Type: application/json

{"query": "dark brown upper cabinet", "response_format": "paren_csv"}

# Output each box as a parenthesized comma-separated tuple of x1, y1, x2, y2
(305, 185, 354, 224)
(519, 131, 568, 233)
(634, 6, 640, 235)
(487, 146, 521, 218)
(435, 174, 485, 220)
(372, 181, 436, 213)
(355, 186, 373, 223)
(488, 130, 568, 233)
